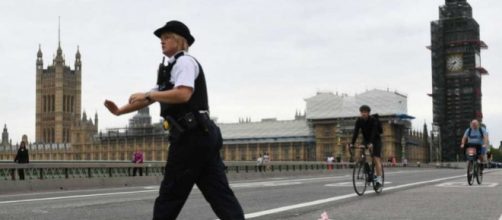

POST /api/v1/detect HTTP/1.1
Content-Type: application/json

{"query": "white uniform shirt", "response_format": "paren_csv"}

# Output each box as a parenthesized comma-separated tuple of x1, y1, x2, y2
(152, 51, 200, 91)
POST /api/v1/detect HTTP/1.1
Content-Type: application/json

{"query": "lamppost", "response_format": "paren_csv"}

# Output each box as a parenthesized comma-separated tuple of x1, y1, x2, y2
(401, 133, 406, 163)
(400, 121, 411, 163)
(336, 122, 345, 162)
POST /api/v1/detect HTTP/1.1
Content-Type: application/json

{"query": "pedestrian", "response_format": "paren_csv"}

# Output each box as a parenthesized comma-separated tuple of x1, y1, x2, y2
(14, 141, 29, 180)
(326, 156, 334, 170)
(256, 154, 263, 172)
(263, 152, 270, 172)
(132, 150, 144, 176)
(104, 20, 244, 219)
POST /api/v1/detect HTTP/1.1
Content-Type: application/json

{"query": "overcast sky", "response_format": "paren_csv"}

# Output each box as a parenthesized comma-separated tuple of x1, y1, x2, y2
(0, 0, 501, 147)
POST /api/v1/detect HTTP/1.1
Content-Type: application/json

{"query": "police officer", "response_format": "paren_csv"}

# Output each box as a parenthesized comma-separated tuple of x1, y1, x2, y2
(104, 20, 244, 220)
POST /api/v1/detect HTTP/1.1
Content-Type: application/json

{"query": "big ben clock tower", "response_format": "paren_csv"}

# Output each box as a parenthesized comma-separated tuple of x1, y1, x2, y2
(430, 0, 488, 161)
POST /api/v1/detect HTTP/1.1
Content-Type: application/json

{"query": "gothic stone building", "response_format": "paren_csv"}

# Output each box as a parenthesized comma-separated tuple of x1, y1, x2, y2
(430, 0, 489, 161)
(219, 89, 431, 163)
(35, 42, 98, 145)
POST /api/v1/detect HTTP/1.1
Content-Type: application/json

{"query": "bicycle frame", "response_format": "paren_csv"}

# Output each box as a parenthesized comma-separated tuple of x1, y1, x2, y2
(350, 145, 374, 167)
(350, 144, 384, 195)
(465, 147, 483, 185)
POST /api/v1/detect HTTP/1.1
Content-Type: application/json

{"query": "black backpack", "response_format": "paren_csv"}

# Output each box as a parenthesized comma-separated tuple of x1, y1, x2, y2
(371, 114, 383, 134)
(467, 127, 484, 139)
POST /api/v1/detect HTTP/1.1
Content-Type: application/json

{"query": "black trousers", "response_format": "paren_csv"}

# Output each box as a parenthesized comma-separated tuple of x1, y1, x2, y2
(17, 169, 25, 180)
(153, 122, 244, 220)
(133, 167, 143, 176)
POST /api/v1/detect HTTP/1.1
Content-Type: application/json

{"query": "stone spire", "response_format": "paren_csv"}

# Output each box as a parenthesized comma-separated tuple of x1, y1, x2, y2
(94, 111, 98, 129)
(2, 124, 9, 146)
(75, 45, 81, 68)
(36, 44, 43, 67)
(54, 16, 64, 64)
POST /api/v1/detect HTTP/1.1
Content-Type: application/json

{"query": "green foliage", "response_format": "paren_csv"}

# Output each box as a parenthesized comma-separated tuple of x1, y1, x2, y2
(489, 146, 502, 161)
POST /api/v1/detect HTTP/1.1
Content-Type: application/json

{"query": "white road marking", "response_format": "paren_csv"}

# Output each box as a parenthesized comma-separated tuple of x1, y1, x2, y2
(0, 175, 348, 205)
(243, 174, 466, 219)
(143, 186, 158, 190)
(0, 190, 157, 205)
(230, 175, 350, 188)
(324, 181, 392, 187)
(436, 182, 499, 188)
(232, 181, 303, 188)
(31, 209, 49, 214)
(498, 213, 502, 220)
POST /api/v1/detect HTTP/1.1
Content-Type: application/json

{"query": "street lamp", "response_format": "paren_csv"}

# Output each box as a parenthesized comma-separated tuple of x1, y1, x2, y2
(336, 122, 347, 162)
(401, 134, 406, 163)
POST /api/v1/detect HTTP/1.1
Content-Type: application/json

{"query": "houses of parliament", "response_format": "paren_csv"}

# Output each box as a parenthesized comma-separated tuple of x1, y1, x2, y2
(0, 36, 432, 163)
(0, 36, 170, 162)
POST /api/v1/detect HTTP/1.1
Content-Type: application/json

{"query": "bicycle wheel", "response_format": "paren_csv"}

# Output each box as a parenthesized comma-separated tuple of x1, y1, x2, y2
(467, 160, 474, 186)
(352, 161, 367, 196)
(476, 162, 483, 185)
(372, 163, 384, 193)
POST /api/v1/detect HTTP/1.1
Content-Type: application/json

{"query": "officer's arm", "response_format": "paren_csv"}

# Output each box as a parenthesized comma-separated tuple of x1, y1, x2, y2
(147, 86, 193, 104)
(104, 99, 151, 116)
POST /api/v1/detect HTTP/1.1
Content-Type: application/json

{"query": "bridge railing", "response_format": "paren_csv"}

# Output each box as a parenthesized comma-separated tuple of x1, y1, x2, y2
(0, 161, 464, 181)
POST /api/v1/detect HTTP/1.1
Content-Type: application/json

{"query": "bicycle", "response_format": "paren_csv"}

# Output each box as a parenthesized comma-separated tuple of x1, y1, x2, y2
(349, 144, 384, 196)
(465, 146, 483, 185)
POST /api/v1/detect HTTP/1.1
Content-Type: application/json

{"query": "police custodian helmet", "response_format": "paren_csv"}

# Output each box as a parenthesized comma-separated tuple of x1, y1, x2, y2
(154, 20, 195, 46)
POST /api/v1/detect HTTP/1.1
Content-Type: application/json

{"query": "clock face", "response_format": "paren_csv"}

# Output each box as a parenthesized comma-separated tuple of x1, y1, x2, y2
(447, 54, 463, 72)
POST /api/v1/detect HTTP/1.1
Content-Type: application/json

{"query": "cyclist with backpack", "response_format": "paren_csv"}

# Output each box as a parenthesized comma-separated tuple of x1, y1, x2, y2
(460, 119, 489, 172)
(350, 105, 384, 189)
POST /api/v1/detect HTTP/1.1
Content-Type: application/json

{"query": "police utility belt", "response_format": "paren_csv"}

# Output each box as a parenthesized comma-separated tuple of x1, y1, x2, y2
(162, 111, 210, 134)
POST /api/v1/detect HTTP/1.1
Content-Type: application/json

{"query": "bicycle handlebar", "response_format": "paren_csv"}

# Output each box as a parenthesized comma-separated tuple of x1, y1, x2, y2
(348, 144, 373, 160)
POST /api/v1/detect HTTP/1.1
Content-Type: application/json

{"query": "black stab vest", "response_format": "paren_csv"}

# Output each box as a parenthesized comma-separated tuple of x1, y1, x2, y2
(156, 52, 209, 119)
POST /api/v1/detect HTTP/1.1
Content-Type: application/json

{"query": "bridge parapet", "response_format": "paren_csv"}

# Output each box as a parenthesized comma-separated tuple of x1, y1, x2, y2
(0, 161, 464, 181)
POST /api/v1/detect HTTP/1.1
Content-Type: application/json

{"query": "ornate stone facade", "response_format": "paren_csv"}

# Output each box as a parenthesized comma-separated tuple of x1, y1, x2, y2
(35, 42, 97, 145)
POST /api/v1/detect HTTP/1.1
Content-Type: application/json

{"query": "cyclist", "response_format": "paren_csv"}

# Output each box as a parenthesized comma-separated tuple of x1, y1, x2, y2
(460, 119, 489, 173)
(350, 105, 383, 189)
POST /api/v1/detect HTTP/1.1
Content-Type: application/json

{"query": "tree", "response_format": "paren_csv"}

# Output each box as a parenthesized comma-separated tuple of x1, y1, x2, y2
(489, 146, 502, 161)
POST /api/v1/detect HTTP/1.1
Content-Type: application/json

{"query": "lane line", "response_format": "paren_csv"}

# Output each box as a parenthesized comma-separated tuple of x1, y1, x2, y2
(0, 186, 152, 199)
(0, 190, 157, 205)
(0, 169, 438, 200)
(0, 169, 479, 206)
(499, 213, 502, 220)
(244, 174, 466, 219)
(0, 175, 351, 204)
(230, 170, 433, 188)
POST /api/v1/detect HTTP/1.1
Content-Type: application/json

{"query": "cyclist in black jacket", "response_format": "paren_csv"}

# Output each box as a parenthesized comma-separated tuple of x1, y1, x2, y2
(351, 105, 383, 189)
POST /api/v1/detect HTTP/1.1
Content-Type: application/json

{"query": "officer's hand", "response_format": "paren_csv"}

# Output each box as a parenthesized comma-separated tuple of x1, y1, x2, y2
(129, 93, 147, 104)
(460, 144, 464, 149)
(104, 100, 120, 116)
